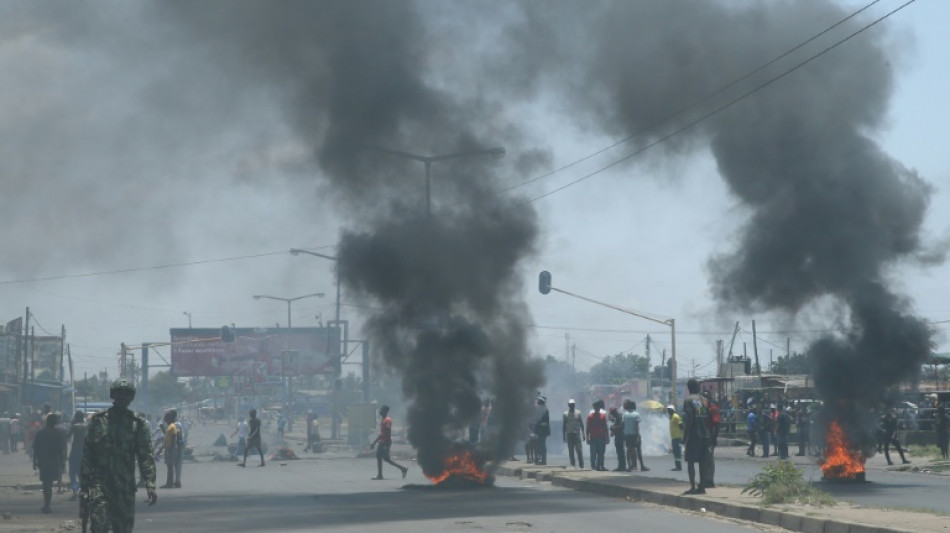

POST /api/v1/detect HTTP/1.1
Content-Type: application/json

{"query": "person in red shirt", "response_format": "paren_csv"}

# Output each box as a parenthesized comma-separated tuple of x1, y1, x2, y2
(586, 399, 609, 471)
(370, 405, 408, 480)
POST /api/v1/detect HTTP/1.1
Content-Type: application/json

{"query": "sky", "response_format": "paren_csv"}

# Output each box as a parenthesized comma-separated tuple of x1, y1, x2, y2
(1, 0, 948, 391)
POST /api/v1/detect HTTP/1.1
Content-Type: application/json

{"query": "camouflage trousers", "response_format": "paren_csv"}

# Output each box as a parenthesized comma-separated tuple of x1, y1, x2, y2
(86, 486, 136, 533)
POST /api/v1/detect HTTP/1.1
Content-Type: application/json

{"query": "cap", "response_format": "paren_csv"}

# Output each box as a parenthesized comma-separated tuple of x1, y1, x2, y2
(537, 395, 547, 404)
(666, 405, 675, 410)
(568, 399, 575, 404)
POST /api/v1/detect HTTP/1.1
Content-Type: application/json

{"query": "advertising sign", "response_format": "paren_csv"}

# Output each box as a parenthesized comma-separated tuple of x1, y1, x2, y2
(169, 327, 341, 378)
(0, 317, 22, 380)
(32, 336, 63, 382)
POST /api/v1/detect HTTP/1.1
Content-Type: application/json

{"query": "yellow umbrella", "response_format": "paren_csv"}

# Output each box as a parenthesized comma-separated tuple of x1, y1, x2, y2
(641, 400, 666, 411)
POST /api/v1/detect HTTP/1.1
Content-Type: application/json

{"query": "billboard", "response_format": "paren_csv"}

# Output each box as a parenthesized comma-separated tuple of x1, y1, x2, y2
(169, 327, 341, 378)
(0, 317, 22, 381)
(32, 336, 64, 382)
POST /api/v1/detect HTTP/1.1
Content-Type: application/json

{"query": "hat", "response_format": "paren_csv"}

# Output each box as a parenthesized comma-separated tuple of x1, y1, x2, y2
(537, 395, 547, 404)
(666, 405, 675, 410)
(567, 399, 575, 404)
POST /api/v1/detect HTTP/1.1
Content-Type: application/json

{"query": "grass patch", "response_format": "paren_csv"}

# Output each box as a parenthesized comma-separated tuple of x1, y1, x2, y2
(906, 445, 940, 459)
(742, 460, 835, 507)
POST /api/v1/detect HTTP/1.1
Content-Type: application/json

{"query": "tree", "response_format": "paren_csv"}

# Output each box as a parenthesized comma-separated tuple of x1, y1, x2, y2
(770, 353, 809, 375)
(148, 371, 187, 407)
(589, 353, 650, 385)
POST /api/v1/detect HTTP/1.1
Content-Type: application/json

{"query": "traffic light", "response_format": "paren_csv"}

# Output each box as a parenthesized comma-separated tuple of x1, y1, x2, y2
(539, 271, 552, 294)
(220, 325, 235, 343)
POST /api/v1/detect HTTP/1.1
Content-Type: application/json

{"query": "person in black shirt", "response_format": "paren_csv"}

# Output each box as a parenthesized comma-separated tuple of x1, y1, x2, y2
(238, 409, 265, 467)
(33, 413, 66, 513)
(881, 408, 910, 465)
(681, 379, 711, 494)
(775, 405, 792, 459)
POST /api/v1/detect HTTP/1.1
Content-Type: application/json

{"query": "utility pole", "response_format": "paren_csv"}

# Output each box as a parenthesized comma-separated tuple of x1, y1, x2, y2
(752, 320, 761, 378)
(120, 343, 128, 379)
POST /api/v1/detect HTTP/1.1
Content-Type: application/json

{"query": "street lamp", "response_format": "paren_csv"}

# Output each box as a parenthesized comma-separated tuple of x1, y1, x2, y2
(252, 292, 325, 328)
(365, 145, 506, 216)
(538, 271, 679, 407)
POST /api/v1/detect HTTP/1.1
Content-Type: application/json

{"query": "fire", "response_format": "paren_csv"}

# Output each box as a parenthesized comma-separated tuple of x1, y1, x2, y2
(821, 420, 865, 480)
(426, 443, 489, 485)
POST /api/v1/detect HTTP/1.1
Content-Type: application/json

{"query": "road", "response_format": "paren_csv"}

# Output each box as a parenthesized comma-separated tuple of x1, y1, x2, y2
(131, 452, 783, 533)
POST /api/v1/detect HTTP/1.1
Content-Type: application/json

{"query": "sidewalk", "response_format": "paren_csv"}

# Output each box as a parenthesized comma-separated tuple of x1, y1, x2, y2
(0, 449, 80, 532)
(496, 456, 949, 533)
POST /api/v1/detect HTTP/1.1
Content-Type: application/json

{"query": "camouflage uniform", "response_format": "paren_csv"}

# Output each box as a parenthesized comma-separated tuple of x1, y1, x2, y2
(80, 405, 156, 533)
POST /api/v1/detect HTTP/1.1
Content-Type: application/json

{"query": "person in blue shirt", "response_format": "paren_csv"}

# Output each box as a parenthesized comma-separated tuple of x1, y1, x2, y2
(746, 408, 758, 457)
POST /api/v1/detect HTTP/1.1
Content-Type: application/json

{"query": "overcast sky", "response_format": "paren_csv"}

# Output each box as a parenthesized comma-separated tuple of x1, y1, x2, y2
(1, 0, 947, 386)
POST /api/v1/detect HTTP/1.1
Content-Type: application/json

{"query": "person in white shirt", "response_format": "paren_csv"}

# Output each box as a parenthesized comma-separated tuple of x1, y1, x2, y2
(623, 400, 648, 471)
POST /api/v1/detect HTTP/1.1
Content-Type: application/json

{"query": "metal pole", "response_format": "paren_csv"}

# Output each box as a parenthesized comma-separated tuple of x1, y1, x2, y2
(424, 161, 432, 217)
(670, 318, 677, 408)
(287, 301, 292, 329)
(361, 340, 370, 403)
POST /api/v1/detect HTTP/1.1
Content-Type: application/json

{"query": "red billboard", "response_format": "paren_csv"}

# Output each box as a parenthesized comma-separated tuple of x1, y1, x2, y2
(169, 327, 341, 378)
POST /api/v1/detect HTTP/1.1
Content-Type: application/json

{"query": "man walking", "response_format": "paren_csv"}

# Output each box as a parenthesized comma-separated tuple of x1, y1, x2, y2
(586, 400, 609, 471)
(370, 405, 408, 479)
(668, 405, 683, 471)
(623, 401, 647, 471)
(682, 379, 712, 494)
(881, 408, 911, 465)
(563, 400, 585, 469)
(33, 413, 66, 513)
(80, 379, 157, 532)
(67, 411, 87, 500)
(238, 409, 266, 467)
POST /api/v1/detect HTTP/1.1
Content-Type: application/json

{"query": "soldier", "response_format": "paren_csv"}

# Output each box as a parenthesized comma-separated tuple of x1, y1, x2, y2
(80, 378, 157, 532)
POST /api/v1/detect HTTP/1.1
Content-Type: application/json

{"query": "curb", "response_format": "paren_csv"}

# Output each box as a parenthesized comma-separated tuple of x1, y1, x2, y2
(496, 465, 917, 533)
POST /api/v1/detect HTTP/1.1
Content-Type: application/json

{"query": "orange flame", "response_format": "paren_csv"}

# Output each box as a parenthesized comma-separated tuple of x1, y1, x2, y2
(821, 420, 865, 479)
(427, 446, 489, 485)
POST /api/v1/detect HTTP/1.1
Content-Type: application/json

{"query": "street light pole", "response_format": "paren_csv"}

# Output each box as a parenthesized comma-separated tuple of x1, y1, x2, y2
(365, 145, 506, 217)
(539, 271, 679, 407)
(252, 292, 326, 328)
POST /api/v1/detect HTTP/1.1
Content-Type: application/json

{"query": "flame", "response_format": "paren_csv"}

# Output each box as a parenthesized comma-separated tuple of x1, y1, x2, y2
(821, 420, 865, 479)
(426, 444, 489, 485)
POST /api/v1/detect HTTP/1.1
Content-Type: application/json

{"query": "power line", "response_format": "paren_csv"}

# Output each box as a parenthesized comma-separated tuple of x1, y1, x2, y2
(517, 0, 916, 205)
(497, 0, 886, 199)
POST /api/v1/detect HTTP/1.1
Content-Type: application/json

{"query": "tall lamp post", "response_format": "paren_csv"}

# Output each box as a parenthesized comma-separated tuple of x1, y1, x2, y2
(538, 271, 678, 407)
(366, 145, 506, 216)
(252, 292, 325, 328)
(253, 292, 325, 424)
(289, 248, 350, 439)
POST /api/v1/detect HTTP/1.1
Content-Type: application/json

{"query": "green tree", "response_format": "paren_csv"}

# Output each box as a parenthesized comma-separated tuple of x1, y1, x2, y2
(148, 371, 187, 407)
(589, 353, 650, 385)
(771, 353, 809, 375)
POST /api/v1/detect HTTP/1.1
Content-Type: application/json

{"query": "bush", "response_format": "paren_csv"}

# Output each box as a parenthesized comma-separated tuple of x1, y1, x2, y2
(742, 460, 835, 506)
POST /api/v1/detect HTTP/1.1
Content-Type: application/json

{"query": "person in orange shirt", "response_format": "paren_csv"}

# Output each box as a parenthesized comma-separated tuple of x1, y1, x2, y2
(370, 405, 408, 480)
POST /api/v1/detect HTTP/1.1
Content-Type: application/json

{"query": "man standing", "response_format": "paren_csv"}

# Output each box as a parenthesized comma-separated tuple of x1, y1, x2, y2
(668, 405, 683, 471)
(795, 403, 811, 456)
(33, 413, 66, 513)
(533, 396, 550, 465)
(370, 405, 408, 480)
(586, 400, 609, 471)
(80, 379, 157, 532)
(608, 407, 626, 471)
(161, 410, 181, 488)
(700, 391, 719, 488)
(562, 400, 585, 469)
(776, 405, 792, 460)
(759, 406, 774, 458)
(746, 407, 759, 456)
(623, 401, 647, 471)
(238, 409, 265, 467)
(681, 379, 711, 494)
